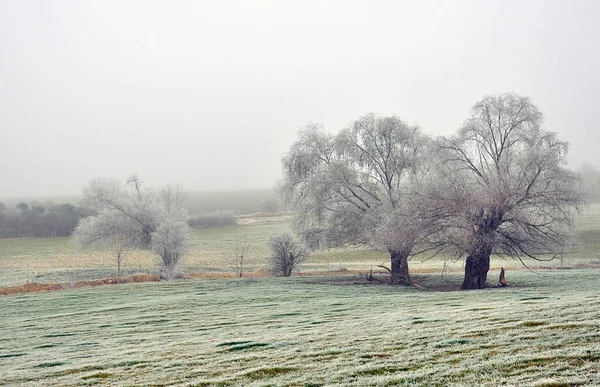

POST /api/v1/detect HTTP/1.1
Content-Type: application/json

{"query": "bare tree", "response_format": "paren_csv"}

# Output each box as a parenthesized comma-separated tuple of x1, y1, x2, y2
(268, 232, 309, 277)
(281, 114, 432, 284)
(159, 184, 187, 214)
(81, 175, 159, 246)
(232, 234, 250, 278)
(71, 210, 141, 282)
(436, 93, 583, 289)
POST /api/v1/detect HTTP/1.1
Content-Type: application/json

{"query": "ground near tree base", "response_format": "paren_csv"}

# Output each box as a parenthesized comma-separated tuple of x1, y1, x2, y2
(2, 264, 598, 296)
(1, 269, 598, 386)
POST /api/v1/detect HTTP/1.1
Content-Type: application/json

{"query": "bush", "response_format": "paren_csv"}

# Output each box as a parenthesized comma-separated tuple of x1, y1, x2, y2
(188, 210, 238, 228)
(261, 198, 280, 213)
(268, 232, 309, 277)
(152, 217, 191, 280)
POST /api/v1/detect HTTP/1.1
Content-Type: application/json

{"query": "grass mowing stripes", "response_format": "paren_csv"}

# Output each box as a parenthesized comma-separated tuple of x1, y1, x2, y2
(0, 269, 598, 386)
(1, 201, 600, 385)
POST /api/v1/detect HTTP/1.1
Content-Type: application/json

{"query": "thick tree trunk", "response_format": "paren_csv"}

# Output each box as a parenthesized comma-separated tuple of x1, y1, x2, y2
(461, 252, 490, 290)
(390, 250, 411, 285)
(462, 209, 502, 290)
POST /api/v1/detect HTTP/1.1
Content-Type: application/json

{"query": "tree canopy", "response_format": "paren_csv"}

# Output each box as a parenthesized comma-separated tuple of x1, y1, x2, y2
(281, 94, 583, 289)
(281, 113, 432, 284)
(434, 93, 583, 289)
(72, 176, 192, 280)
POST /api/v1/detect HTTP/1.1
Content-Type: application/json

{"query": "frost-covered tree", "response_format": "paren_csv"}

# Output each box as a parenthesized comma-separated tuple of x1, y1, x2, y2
(232, 234, 250, 278)
(152, 183, 191, 279)
(281, 114, 432, 284)
(80, 175, 159, 246)
(73, 175, 192, 280)
(268, 232, 309, 277)
(436, 93, 583, 289)
(72, 210, 141, 282)
(577, 162, 600, 198)
(151, 216, 191, 280)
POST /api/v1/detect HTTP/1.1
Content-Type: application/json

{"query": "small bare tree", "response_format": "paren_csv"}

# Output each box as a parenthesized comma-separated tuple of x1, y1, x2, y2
(71, 210, 141, 282)
(232, 234, 250, 278)
(268, 232, 309, 277)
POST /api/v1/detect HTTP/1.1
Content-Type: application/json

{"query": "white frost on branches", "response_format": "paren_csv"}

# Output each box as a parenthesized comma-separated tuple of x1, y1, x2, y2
(72, 175, 192, 280)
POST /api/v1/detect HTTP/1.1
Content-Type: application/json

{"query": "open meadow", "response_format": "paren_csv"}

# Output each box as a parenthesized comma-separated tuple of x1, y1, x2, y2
(4, 202, 600, 289)
(0, 203, 600, 385)
(0, 270, 599, 386)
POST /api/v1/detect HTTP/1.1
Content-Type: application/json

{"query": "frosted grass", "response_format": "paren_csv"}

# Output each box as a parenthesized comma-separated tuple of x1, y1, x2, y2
(0, 269, 598, 386)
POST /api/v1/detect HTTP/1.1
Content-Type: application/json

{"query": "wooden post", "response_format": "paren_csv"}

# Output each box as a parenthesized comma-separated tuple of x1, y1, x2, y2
(499, 267, 507, 287)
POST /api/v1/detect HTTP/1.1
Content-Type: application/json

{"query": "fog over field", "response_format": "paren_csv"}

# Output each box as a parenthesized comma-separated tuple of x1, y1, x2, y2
(1, 0, 599, 197)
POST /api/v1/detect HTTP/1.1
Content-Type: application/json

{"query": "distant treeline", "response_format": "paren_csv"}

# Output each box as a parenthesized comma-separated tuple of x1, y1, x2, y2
(0, 201, 93, 238)
(0, 191, 286, 237)
(188, 209, 238, 228)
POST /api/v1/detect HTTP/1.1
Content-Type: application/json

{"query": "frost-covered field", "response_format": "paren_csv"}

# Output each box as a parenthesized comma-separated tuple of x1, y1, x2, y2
(1, 212, 595, 288)
(1, 269, 598, 386)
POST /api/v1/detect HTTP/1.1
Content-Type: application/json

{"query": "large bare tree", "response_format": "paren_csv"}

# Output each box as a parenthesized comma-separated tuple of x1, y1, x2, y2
(436, 93, 583, 289)
(281, 114, 432, 284)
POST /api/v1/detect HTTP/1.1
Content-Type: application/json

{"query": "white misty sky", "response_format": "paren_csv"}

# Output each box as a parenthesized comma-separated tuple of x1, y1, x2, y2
(1, 0, 599, 197)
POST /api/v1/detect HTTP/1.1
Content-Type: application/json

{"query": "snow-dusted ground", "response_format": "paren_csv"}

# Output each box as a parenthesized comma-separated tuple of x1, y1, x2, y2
(1, 269, 598, 386)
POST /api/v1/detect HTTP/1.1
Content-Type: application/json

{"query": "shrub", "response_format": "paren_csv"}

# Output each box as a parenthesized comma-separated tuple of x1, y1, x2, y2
(152, 217, 191, 280)
(268, 232, 309, 277)
(260, 198, 280, 213)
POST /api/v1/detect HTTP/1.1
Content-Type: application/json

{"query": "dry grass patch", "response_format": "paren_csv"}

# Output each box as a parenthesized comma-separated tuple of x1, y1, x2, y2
(0, 273, 160, 296)
(0, 282, 64, 295)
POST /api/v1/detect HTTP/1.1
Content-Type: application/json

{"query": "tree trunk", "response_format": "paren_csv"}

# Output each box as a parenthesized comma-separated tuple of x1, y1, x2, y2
(117, 256, 121, 284)
(390, 250, 411, 285)
(461, 253, 490, 290)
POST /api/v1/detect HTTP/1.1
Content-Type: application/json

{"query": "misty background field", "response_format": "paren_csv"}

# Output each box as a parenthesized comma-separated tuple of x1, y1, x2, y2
(2, 190, 600, 289)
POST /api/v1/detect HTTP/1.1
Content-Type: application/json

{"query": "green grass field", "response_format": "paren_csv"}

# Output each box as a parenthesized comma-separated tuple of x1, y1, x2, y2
(0, 220, 389, 288)
(0, 270, 598, 386)
(3, 203, 599, 289)
(1, 203, 600, 385)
